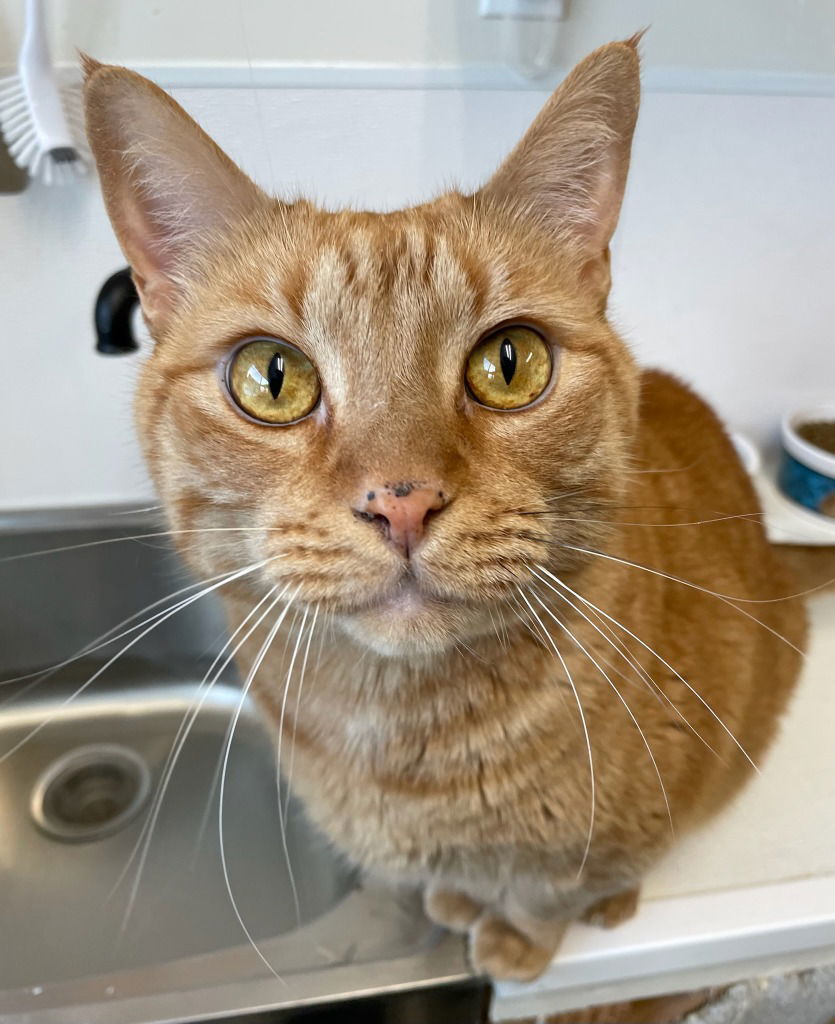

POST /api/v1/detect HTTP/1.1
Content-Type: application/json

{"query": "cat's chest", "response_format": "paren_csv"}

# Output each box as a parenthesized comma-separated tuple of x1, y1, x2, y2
(276, 694, 471, 855)
(275, 679, 585, 872)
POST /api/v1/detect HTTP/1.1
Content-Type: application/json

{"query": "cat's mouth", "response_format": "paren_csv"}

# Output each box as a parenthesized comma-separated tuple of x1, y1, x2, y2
(356, 576, 462, 616)
(337, 575, 490, 656)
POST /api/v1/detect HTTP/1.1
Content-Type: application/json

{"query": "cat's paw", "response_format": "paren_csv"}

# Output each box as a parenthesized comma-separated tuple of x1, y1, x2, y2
(469, 913, 564, 982)
(580, 886, 640, 929)
(423, 886, 482, 933)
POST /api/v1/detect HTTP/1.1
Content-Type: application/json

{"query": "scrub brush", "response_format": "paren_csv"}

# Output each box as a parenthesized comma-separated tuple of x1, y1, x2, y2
(0, 0, 85, 184)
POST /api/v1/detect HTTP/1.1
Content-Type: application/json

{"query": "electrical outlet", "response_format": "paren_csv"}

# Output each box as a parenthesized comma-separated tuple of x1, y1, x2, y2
(479, 0, 568, 19)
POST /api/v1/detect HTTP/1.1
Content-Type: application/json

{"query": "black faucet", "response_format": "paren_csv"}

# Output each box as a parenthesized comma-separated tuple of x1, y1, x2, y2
(94, 267, 140, 354)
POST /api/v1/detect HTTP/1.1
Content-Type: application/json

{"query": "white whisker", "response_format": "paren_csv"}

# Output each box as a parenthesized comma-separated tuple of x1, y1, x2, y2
(543, 488, 588, 504)
(0, 525, 297, 565)
(514, 586, 595, 876)
(510, 591, 552, 650)
(508, 592, 573, 719)
(107, 504, 165, 515)
(529, 588, 674, 837)
(528, 567, 725, 763)
(278, 607, 304, 672)
(0, 560, 271, 765)
(0, 564, 249, 689)
(190, 749, 224, 872)
(535, 510, 764, 528)
(558, 545, 805, 652)
(114, 584, 284, 922)
(283, 605, 319, 824)
(623, 459, 701, 475)
(312, 609, 333, 689)
(219, 588, 300, 984)
(536, 563, 759, 773)
(276, 604, 309, 928)
(486, 602, 507, 651)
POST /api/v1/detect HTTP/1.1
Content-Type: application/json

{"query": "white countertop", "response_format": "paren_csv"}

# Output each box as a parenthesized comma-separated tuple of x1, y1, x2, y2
(493, 591, 835, 1020)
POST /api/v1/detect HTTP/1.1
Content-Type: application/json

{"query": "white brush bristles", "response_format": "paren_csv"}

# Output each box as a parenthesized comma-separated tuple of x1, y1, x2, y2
(0, 0, 86, 185)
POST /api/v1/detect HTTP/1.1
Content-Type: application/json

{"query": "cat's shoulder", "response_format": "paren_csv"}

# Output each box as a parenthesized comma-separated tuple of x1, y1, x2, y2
(633, 367, 751, 510)
(637, 368, 730, 451)
(638, 368, 719, 422)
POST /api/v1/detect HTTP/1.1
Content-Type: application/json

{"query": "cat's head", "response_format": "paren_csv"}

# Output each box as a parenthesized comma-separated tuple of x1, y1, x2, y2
(83, 40, 641, 657)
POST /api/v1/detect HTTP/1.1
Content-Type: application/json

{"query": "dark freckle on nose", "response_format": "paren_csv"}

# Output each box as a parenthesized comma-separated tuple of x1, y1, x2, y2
(391, 482, 413, 498)
(366, 491, 375, 501)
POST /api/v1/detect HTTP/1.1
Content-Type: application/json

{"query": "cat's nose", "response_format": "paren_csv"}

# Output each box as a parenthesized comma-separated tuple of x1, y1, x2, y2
(354, 482, 448, 558)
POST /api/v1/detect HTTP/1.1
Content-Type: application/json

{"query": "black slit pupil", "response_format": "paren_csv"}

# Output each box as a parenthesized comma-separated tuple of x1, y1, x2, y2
(267, 352, 285, 400)
(499, 338, 517, 385)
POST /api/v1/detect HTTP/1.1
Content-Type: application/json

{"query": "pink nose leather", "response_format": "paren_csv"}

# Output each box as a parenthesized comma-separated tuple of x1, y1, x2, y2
(356, 482, 447, 558)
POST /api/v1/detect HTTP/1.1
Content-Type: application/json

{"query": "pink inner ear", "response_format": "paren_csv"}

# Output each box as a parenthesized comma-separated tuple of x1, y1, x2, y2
(476, 40, 639, 283)
(84, 64, 268, 333)
(581, 162, 624, 260)
(119, 199, 170, 319)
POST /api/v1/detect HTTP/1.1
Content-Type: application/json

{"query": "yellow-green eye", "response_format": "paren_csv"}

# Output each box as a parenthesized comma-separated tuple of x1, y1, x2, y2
(227, 338, 320, 424)
(466, 326, 552, 410)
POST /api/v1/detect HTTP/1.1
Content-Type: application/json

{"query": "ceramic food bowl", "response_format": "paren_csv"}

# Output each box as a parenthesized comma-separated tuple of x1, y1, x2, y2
(778, 405, 835, 520)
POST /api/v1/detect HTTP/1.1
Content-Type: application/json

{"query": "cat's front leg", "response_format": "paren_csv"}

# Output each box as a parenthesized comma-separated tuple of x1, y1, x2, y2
(423, 884, 483, 933)
(423, 875, 578, 981)
(465, 882, 642, 981)
(467, 884, 578, 982)
(580, 885, 641, 929)
(469, 909, 568, 982)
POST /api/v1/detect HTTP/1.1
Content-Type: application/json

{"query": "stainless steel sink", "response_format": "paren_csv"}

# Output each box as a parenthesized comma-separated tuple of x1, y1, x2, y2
(0, 659, 356, 990)
(0, 508, 480, 1024)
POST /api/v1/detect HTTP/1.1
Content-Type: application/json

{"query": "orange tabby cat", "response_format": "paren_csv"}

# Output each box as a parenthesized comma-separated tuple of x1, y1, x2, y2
(82, 38, 806, 981)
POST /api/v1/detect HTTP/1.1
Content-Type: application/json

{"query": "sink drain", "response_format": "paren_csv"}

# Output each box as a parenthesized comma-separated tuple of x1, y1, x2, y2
(31, 744, 151, 842)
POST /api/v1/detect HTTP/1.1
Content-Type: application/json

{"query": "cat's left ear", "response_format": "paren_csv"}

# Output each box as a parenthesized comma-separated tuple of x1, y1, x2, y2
(83, 56, 268, 335)
(478, 36, 642, 306)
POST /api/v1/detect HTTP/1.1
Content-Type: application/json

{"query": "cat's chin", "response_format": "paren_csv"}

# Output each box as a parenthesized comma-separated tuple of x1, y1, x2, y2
(338, 587, 487, 658)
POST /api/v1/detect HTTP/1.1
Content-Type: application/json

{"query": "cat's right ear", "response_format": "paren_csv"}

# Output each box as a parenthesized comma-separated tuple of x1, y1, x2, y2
(477, 37, 642, 307)
(82, 56, 268, 336)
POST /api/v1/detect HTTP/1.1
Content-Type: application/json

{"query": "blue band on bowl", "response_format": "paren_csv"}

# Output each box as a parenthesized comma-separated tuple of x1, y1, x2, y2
(778, 451, 835, 516)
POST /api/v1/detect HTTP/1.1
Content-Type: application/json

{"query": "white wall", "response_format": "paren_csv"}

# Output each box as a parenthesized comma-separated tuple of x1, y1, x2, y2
(2, 0, 835, 77)
(1, 81, 834, 510)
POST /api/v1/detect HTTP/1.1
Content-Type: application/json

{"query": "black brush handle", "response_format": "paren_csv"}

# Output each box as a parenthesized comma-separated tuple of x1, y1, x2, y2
(94, 267, 140, 354)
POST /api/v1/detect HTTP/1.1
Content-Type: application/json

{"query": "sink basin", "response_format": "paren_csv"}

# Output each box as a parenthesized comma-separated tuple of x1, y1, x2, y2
(0, 509, 478, 1024)
(0, 658, 355, 990)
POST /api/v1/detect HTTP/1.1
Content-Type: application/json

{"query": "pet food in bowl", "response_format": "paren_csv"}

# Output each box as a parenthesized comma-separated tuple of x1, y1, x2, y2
(778, 406, 835, 519)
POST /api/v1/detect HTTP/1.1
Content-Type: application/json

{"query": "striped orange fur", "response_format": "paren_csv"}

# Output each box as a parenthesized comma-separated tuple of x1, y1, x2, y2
(83, 38, 805, 981)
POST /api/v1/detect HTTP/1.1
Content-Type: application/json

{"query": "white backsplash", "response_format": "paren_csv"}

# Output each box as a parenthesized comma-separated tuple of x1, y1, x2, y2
(1, 85, 833, 509)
